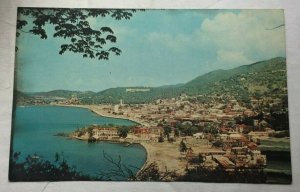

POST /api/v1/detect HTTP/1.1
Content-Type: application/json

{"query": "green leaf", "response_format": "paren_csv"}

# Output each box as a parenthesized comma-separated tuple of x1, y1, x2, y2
(100, 27, 114, 34)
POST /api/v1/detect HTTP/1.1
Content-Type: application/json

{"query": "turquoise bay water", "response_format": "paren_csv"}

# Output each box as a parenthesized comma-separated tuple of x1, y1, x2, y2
(11, 106, 147, 180)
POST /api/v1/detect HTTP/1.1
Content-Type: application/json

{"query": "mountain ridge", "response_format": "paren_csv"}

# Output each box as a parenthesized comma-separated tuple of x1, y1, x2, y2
(16, 57, 287, 104)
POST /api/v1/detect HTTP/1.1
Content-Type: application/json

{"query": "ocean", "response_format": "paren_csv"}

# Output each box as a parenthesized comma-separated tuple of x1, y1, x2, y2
(10, 105, 147, 180)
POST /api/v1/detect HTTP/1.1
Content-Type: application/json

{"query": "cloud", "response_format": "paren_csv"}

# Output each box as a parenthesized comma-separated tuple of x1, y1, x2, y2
(217, 50, 254, 68)
(145, 10, 286, 69)
(198, 10, 286, 67)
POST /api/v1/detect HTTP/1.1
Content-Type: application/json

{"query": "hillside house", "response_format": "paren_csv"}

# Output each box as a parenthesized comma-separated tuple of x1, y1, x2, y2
(248, 131, 269, 139)
(214, 156, 235, 171)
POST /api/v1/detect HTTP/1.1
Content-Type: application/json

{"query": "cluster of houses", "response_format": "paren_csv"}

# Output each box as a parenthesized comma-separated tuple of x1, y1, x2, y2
(185, 130, 268, 170)
(204, 148, 267, 171)
(106, 92, 287, 129)
(85, 125, 165, 143)
(84, 120, 270, 171)
(73, 93, 287, 172)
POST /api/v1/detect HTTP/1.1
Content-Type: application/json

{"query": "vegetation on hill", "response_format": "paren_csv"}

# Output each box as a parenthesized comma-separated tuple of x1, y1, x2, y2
(16, 57, 288, 105)
(182, 57, 287, 101)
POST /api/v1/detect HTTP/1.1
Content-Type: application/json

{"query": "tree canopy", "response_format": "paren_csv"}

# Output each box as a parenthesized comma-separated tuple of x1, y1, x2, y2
(17, 8, 139, 60)
(117, 126, 131, 138)
(179, 140, 187, 153)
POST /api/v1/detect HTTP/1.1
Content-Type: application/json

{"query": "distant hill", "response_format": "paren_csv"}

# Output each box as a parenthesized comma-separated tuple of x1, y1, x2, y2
(16, 57, 287, 104)
(27, 90, 96, 98)
(181, 57, 287, 98)
(91, 57, 287, 103)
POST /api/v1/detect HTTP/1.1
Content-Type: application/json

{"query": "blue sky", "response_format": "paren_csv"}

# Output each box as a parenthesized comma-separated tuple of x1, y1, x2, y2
(15, 9, 286, 92)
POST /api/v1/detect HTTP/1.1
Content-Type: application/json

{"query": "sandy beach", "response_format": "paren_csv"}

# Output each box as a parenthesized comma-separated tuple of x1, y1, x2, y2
(55, 104, 188, 176)
(85, 104, 189, 173)
(139, 141, 187, 176)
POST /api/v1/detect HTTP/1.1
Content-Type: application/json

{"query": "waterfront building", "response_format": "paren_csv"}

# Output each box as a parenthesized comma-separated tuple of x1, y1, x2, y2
(92, 127, 119, 140)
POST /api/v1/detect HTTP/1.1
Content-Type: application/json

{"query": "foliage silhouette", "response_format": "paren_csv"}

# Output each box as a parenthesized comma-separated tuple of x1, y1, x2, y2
(96, 150, 137, 180)
(10, 150, 178, 181)
(17, 8, 140, 60)
(178, 166, 267, 183)
(97, 151, 178, 181)
(10, 151, 277, 183)
(117, 126, 131, 138)
(163, 126, 172, 142)
(9, 152, 97, 181)
(179, 140, 187, 153)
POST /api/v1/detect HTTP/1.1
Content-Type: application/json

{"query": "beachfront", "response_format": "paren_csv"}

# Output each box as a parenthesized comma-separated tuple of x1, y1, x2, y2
(51, 102, 289, 183)
(55, 104, 189, 175)
(55, 104, 271, 178)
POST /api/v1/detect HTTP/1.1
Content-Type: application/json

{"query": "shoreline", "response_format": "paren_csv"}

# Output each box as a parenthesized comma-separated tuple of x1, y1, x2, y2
(69, 134, 151, 175)
(15, 104, 293, 182)
(136, 142, 150, 176)
(17, 104, 222, 178)
(49, 104, 152, 174)
(51, 104, 145, 126)
(22, 104, 207, 177)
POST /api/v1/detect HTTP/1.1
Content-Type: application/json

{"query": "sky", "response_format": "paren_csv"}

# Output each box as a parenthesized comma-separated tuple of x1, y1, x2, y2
(15, 9, 286, 92)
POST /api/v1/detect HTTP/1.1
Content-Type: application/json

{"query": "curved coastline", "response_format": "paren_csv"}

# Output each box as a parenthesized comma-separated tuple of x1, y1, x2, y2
(22, 104, 152, 175)
(51, 104, 150, 174)
(137, 142, 150, 175)
(13, 105, 149, 179)
(54, 104, 144, 125)
(87, 107, 141, 126)
(15, 105, 193, 179)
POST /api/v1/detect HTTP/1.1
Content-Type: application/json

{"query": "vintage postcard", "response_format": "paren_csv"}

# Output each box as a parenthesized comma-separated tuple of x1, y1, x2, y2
(10, 8, 292, 183)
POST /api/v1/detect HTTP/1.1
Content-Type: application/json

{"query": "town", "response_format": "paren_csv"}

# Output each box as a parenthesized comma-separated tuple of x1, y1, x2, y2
(62, 91, 289, 178)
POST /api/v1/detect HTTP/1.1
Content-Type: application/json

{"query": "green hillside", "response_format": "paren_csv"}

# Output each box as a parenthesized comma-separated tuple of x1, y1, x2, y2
(17, 57, 288, 104)
(90, 87, 182, 104)
(181, 57, 287, 100)
(91, 57, 287, 104)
